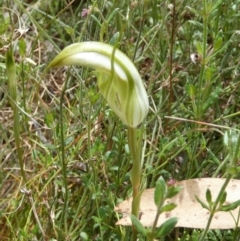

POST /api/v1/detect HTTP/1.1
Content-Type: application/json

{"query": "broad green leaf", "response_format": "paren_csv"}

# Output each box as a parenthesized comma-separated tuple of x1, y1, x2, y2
(154, 177, 167, 206)
(130, 215, 147, 236)
(80, 232, 89, 241)
(155, 217, 178, 238)
(161, 203, 177, 212)
(166, 186, 182, 199)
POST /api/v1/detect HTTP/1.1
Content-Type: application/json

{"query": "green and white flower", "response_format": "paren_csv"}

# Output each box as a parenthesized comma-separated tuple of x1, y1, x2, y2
(48, 41, 149, 127)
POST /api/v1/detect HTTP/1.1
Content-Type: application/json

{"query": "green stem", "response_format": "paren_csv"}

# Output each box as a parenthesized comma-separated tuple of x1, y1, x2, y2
(6, 47, 27, 183)
(151, 205, 163, 235)
(127, 127, 142, 241)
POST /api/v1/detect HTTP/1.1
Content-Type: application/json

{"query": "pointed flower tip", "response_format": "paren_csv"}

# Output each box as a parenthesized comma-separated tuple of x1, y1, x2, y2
(49, 41, 149, 127)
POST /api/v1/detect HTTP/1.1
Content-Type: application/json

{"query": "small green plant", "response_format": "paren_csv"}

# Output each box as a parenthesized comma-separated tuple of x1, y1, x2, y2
(48, 41, 149, 240)
(130, 176, 182, 240)
(196, 130, 240, 241)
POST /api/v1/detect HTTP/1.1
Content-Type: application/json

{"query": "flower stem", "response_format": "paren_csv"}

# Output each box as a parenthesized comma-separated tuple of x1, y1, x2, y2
(127, 127, 142, 241)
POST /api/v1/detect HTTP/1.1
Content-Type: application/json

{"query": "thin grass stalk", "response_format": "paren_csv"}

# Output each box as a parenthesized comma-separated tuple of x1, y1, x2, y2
(6, 46, 27, 183)
(132, 0, 144, 62)
(59, 78, 69, 233)
(168, 0, 176, 118)
(197, 0, 208, 119)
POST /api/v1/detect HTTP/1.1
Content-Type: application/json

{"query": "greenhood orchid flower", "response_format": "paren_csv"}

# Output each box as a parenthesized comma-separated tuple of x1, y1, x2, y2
(48, 41, 149, 127)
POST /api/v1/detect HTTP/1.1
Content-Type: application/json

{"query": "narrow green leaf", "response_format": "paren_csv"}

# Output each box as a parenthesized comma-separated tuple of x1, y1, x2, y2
(18, 38, 26, 57)
(115, 10, 122, 34)
(195, 195, 209, 210)
(6, 47, 17, 103)
(220, 200, 240, 212)
(166, 186, 182, 199)
(155, 217, 178, 238)
(202, 86, 222, 112)
(210, 0, 225, 12)
(6, 47, 26, 182)
(185, 83, 196, 100)
(188, 20, 203, 29)
(130, 215, 147, 236)
(204, 66, 215, 82)
(206, 189, 212, 204)
(213, 37, 222, 51)
(219, 191, 227, 206)
(185, 6, 200, 16)
(154, 177, 167, 206)
(109, 32, 120, 46)
(90, 15, 102, 27)
(196, 41, 203, 55)
(107, 7, 120, 23)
